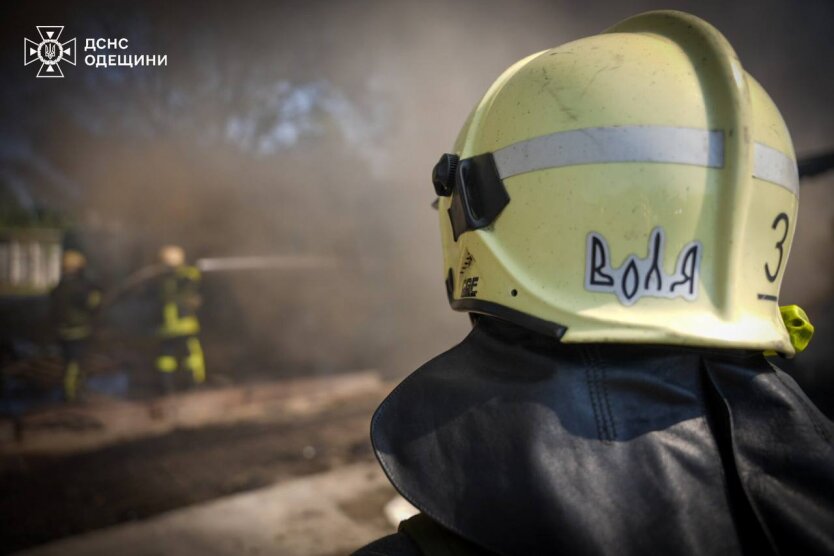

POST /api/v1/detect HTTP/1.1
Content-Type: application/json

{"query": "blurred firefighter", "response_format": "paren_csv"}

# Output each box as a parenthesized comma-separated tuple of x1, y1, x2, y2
(356, 10, 834, 556)
(154, 245, 205, 392)
(49, 250, 101, 401)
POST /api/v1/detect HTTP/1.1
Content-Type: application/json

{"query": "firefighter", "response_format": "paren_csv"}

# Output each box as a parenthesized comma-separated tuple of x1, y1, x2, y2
(154, 245, 205, 392)
(356, 11, 833, 556)
(49, 250, 101, 401)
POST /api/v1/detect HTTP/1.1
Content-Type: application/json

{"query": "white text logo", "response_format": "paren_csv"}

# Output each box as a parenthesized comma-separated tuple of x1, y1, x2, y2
(24, 26, 76, 78)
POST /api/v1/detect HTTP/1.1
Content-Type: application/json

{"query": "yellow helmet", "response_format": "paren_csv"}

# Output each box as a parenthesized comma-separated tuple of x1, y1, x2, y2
(61, 250, 87, 274)
(434, 11, 801, 354)
(159, 245, 186, 268)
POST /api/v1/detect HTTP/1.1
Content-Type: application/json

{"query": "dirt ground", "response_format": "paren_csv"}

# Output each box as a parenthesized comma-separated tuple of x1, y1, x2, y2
(0, 381, 391, 554)
(17, 462, 400, 556)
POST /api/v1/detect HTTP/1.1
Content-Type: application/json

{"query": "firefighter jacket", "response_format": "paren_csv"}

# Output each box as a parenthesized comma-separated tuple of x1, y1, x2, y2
(358, 316, 834, 555)
(156, 265, 201, 338)
(49, 273, 101, 341)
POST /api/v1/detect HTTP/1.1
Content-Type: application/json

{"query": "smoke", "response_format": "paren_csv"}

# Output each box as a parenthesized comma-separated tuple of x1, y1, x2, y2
(221, 79, 389, 161)
(0, 169, 36, 211)
(66, 69, 390, 162)
(0, 141, 82, 198)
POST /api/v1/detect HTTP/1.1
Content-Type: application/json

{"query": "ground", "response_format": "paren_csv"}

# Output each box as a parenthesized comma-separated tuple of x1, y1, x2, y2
(0, 372, 400, 555)
(16, 462, 397, 556)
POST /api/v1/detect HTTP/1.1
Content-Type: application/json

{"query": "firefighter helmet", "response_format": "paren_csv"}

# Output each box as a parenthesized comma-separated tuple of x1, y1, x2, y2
(434, 10, 802, 354)
(159, 245, 186, 268)
(61, 250, 86, 274)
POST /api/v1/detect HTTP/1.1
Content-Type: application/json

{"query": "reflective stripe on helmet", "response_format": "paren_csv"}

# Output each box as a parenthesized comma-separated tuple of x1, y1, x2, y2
(753, 142, 800, 196)
(492, 125, 798, 196)
(493, 126, 725, 176)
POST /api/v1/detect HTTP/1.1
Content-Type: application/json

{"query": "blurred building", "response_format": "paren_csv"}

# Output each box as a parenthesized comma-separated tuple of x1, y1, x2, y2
(0, 227, 63, 296)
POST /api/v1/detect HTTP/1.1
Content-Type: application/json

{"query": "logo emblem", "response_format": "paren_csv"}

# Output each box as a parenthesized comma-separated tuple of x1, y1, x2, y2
(24, 26, 76, 78)
(585, 227, 702, 305)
